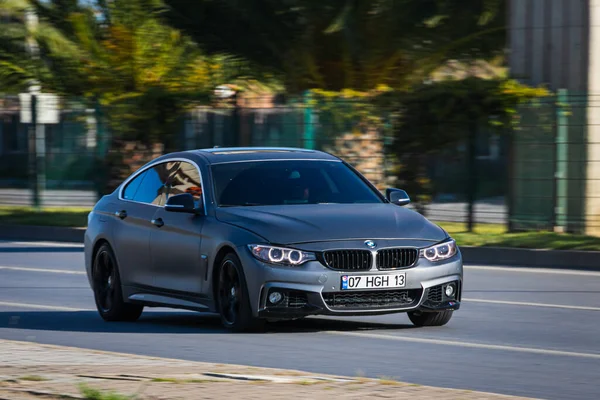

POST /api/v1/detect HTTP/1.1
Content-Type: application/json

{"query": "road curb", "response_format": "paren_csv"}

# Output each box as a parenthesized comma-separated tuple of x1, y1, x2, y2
(0, 339, 538, 399)
(1, 224, 599, 270)
(0, 339, 347, 380)
(0, 224, 85, 243)
(460, 246, 600, 271)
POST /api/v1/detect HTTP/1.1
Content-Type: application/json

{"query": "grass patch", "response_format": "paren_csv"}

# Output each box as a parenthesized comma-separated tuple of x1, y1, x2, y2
(438, 222, 600, 251)
(348, 377, 369, 385)
(79, 385, 131, 400)
(377, 376, 401, 386)
(186, 379, 215, 384)
(151, 377, 181, 383)
(151, 377, 217, 384)
(293, 380, 321, 386)
(3, 206, 600, 251)
(0, 206, 90, 227)
(18, 375, 48, 382)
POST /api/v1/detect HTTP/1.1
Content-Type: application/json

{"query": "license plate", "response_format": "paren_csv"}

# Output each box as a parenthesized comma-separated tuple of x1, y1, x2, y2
(341, 273, 406, 290)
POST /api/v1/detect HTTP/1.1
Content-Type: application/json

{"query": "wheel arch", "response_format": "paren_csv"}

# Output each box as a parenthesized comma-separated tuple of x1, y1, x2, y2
(211, 244, 239, 307)
(92, 238, 110, 261)
(85, 237, 111, 286)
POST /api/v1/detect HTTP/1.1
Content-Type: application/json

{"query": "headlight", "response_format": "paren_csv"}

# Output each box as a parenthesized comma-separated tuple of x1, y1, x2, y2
(248, 245, 316, 266)
(419, 239, 457, 262)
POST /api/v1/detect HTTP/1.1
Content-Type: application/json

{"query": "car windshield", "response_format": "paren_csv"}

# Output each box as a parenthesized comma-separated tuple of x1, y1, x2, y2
(212, 160, 384, 207)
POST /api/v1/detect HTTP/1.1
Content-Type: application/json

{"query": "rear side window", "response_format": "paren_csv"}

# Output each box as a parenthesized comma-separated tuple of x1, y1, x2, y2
(122, 171, 145, 201)
(122, 161, 202, 207)
(133, 162, 180, 205)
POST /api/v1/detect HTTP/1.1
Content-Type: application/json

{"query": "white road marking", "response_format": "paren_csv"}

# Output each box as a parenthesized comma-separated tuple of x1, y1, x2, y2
(0, 240, 83, 247)
(326, 331, 600, 359)
(465, 265, 600, 277)
(0, 266, 85, 275)
(464, 298, 600, 311)
(0, 301, 91, 311)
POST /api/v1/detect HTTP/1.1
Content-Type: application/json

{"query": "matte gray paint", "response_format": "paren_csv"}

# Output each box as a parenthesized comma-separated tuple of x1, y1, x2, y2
(215, 204, 447, 245)
(84, 147, 463, 318)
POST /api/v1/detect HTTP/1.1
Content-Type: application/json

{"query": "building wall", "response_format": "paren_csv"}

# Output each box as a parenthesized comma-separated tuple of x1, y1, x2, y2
(508, 0, 593, 233)
(509, 0, 589, 91)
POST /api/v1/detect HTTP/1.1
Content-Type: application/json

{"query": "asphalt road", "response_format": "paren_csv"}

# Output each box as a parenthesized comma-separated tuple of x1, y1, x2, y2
(1, 240, 599, 399)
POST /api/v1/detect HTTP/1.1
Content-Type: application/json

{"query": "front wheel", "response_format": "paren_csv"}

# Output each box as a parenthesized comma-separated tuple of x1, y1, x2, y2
(217, 253, 264, 332)
(408, 310, 453, 327)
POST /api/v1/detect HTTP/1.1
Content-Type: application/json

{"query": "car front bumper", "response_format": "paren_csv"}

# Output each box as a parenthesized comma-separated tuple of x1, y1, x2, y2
(237, 245, 463, 319)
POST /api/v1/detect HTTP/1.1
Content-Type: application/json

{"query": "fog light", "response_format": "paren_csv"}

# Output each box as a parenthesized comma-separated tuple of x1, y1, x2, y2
(268, 291, 283, 304)
(445, 284, 455, 297)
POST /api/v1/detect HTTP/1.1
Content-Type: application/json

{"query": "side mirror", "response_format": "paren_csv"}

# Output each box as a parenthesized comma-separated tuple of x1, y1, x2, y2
(386, 188, 410, 206)
(165, 193, 201, 214)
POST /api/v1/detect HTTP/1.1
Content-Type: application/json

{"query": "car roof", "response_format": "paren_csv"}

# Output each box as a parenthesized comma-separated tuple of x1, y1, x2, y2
(188, 147, 340, 164)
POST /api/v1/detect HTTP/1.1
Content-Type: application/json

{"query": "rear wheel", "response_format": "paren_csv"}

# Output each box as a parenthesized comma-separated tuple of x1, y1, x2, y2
(92, 244, 143, 322)
(217, 253, 264, 332)
(408, 310, 453, 327)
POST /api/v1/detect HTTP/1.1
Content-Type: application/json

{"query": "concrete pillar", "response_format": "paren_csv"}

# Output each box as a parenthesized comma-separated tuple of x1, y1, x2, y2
(585, 0, 600, 235)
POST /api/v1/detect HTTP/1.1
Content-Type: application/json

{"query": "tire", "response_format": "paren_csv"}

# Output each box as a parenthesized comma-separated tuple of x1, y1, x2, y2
(216, 253, 264, 332)
(408, 310, 453, 327)
(92, 243, 143, 322)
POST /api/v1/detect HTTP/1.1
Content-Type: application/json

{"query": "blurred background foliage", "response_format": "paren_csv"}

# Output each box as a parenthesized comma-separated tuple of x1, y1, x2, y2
(163, 0, 508, 92)
(388, 77, 549, 218)
(0, 0, 544, 135)
(0, 0, 549, 202)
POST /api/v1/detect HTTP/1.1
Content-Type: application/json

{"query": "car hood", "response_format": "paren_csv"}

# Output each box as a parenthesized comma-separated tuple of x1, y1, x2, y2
(215, 203, 447, 245)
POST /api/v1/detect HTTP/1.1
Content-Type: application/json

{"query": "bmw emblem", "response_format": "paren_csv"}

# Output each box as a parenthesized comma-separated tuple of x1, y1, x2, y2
(364, 240, 377, 249)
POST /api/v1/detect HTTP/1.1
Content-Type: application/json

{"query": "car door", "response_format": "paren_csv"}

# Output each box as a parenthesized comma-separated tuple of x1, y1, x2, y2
(113, 162, 171, 289)
(149, 160, 207, 295)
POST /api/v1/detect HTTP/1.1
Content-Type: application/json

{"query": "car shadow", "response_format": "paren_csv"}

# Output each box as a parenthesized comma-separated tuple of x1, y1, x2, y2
(267, 317, 415, 333)
(0, 310, 415, 334)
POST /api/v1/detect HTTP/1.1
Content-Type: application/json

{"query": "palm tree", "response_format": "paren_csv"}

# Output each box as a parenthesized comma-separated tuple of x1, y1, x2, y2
(0, 0, 82, 93)
(163, 0, 506, 93)
(0, 0, 260, 192)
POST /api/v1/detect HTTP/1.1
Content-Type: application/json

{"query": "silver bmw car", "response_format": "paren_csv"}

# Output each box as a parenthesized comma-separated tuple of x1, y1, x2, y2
(84, 147, 462, 331)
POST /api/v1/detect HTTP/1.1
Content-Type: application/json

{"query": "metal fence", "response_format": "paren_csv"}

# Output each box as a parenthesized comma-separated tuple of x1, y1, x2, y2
(509, 91, 590, 233)
(1, 92, 596, 232)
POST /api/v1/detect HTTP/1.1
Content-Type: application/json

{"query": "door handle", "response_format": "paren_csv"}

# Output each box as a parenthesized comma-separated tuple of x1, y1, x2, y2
(151, 218, 164, 227)
(115, 210, 127, 219)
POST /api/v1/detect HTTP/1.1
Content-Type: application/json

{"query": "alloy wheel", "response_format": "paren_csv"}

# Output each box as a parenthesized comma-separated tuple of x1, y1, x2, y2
(219, 260, 241, 325)
(94, 250, 116, 312)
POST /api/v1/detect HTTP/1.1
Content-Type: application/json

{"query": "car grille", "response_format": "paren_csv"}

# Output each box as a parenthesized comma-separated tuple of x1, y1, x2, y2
(376, 248, 418, 269)
(322, 250, 372, 271)
(322, 289, 422, 310)
(427, 285, 443, 303)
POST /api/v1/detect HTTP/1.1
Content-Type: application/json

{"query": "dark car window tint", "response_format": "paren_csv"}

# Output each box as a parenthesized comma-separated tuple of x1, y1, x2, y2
(167, 162, 203, 207)
(212, 160, 383, 207)
(122, 171, 145, 201)
(133, 162, 178, 205)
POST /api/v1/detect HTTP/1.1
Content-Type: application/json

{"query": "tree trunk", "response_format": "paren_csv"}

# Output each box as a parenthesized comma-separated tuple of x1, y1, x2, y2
(466, 122, 478, 232)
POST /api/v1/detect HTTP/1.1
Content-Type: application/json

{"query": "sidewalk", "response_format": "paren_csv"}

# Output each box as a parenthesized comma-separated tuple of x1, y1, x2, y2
(0, 339, 535, 399)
